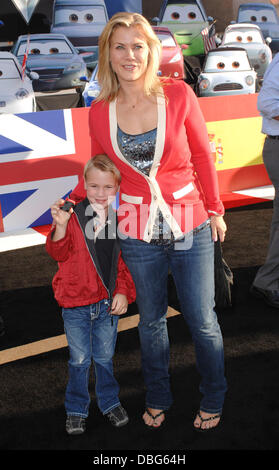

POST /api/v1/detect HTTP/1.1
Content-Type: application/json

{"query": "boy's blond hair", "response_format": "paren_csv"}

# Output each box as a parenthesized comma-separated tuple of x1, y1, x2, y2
(84, 154, 121, 184)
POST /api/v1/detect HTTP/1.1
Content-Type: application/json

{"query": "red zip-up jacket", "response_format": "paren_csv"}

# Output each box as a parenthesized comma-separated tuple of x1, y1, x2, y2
(46, 199, 136, 308)
(71, 79, 224, 242)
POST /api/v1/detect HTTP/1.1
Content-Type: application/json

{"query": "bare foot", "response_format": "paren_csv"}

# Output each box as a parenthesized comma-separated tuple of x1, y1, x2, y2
(193, 410, 221, 431)
(143, 408, 165, 428)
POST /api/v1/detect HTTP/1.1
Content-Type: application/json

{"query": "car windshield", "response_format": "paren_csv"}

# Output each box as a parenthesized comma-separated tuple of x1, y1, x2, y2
(54, 5, 106, 25)
(17, 39, 73, 56)
(156, 32, 176, 47)
(162, 4, 204, 23)
(238, 8, 277, 23)
(223, 29, 263, 44)
(204, 51, 251, 72)
(0, 59, 20, 79)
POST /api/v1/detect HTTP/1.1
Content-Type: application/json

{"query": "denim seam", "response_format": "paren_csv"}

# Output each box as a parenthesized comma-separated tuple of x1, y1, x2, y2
(146, 402, 172, 411)
(103, 401, 121, 415)
(200, 407, 223, 414)
(67, 412, 88, 418)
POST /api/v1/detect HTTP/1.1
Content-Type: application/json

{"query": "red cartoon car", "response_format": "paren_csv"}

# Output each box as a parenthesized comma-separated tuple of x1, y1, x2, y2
(153, 26, 185, 79)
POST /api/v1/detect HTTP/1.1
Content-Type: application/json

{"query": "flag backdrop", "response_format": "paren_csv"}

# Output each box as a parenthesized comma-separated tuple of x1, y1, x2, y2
(0, 94, 271, 234)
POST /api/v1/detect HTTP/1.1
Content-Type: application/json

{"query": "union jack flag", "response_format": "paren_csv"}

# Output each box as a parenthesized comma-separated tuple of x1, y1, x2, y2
(21, 34, 30, 80)
(201, 23, 216, 54)
(0, 108, 91, 233)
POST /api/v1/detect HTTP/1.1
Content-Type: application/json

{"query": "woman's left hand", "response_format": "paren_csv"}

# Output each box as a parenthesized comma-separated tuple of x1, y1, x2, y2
(210, 215, 227, 242)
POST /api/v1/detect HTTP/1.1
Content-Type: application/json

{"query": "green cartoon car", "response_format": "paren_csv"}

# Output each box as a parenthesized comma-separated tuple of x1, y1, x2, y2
(154, 0, 216, 58)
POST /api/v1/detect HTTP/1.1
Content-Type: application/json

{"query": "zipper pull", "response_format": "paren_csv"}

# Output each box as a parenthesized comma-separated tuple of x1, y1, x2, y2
(105, 298, 113, 326)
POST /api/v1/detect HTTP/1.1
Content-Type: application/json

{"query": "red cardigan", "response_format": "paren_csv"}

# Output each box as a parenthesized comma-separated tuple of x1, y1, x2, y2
(72, 79, 224, 241)
(46, 209, 136, 308)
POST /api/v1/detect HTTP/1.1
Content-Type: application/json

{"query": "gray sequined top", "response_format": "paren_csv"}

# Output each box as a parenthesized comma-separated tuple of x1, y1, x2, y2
(117, 126, 156, 176)
(117, 126, 174, 243)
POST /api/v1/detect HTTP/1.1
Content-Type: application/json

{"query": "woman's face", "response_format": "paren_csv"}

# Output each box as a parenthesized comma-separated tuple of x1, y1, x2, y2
(109, 25, 150, 86)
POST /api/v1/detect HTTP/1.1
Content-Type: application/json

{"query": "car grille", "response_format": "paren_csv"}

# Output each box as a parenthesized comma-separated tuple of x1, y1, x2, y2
(68, 37, 98, 47)
(213, 83, 243, 91)
(33, 68, 64, 79)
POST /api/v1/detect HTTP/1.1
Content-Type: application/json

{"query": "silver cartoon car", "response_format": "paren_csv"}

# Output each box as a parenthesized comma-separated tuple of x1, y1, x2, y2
(0, 51, 38, 113)
(51, 0, 108, 69)
(237, 2, 279, 54)
(196, 47, 257, 97)
(220, 23, 272, 82)
(12, 33, 88, 93)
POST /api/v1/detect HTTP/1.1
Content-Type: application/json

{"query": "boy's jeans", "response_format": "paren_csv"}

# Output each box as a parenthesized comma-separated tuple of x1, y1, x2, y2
(62, 299, 120, 417)
(120, 224, 227, 414)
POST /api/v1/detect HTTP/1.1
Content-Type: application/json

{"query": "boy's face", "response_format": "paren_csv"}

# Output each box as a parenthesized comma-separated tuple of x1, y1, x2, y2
(84, 167, 118, 210)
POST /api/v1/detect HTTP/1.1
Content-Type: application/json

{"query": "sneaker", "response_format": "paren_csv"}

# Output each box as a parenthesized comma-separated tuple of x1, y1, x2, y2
(250, 285, 279, 308)
(66, 415, 86, 435)
(105, 405, 129, 427)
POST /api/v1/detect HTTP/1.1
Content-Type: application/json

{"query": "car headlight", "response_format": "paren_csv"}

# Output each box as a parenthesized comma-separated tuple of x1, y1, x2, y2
(87, 88, 100, 98)
(245, 75, 254, 86)
(199, 78, 210, 90)
(169, 52, 182, 63)
(15, 88, 29, 100)
(258, 50, 267, 63)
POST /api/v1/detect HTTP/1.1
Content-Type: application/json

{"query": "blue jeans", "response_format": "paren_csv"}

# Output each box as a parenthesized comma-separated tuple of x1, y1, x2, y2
(120, 224, 227, 414)
(62, 299, 120, 417)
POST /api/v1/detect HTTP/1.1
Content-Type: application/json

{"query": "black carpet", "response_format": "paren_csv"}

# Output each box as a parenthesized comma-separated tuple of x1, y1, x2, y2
(1, 202, 279, 458)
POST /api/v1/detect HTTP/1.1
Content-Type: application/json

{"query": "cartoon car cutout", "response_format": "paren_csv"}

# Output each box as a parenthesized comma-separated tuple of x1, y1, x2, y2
(196, 47, 257, 97)
(0, 51, 38, 113)
(236, 2, 279, 53)
(220, 23, 272, 81)
(82, 62, 100, 106)
(12, 33, 88, 93)
(153, 0, 215, 58)
(50, 0, 108, 69)
(153, 26, 185, 79)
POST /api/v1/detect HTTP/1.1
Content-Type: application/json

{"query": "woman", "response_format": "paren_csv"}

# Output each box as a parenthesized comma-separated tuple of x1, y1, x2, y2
(71, 12, 227, 431)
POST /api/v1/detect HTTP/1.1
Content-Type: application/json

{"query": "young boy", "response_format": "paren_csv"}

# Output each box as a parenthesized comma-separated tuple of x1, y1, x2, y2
(46, 154, 136, 435)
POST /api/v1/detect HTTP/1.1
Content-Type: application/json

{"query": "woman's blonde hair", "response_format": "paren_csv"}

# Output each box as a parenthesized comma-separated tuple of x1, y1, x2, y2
(84, 154, 121, 184)
(96, 12, 162, 102)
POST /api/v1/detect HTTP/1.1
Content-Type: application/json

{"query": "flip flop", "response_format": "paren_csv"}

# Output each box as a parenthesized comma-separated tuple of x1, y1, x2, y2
(194, 410, 221, 433)
(144, 408, 165, 429)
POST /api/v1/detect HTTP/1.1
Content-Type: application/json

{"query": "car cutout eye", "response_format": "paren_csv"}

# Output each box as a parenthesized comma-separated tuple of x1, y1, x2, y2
(69, 13, 78, 22)
(262, 16, 267, 22)
(232, 61, 240, 68)
(236, 35, 242, 42)
(31, 48, 40, 54)
(50, 47, 59, 54)
(217, 62, 225, 69)
(85, 13, 93, 22)
(247, 36, 253, 42)
(251, 16, 257, 21)
(188, 12, 196, 19)
(164, 5, 203, 23)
